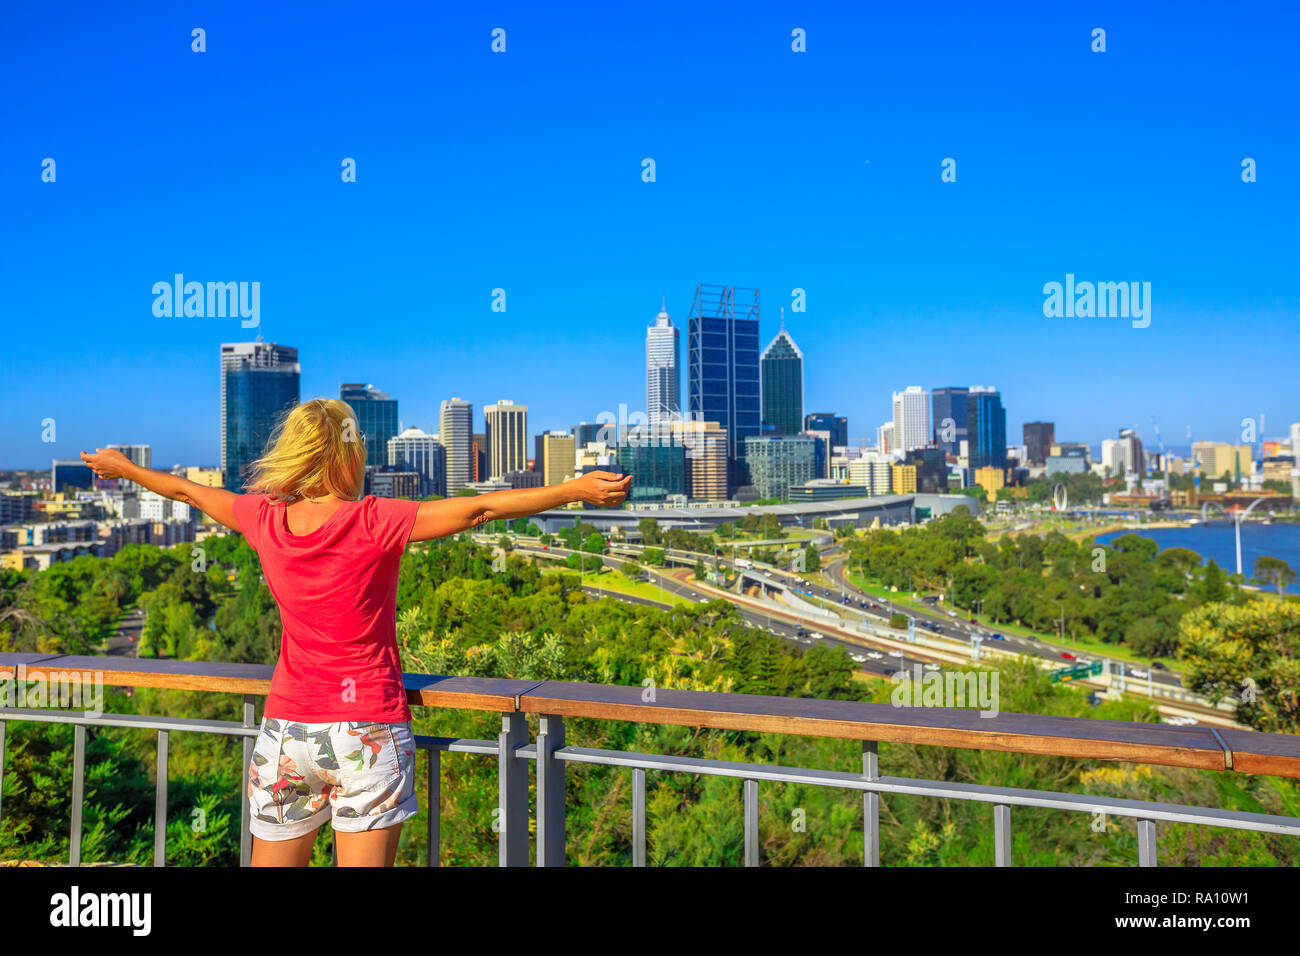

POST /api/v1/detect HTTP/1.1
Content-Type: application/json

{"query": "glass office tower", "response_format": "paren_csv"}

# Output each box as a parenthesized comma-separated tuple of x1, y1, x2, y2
(760, 321, 803, 437)
(221, 340, 300, 492)
(966, 387, 1008, 471)
(931, 387, 969, 456)
(688, 284, 760, 492)
(340, 383, 399, 468)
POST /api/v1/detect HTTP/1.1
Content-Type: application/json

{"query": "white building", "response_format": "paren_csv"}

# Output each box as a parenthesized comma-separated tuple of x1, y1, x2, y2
(892, 386, 931, 453)
(645, 299, 680, 429)
(1101, 438, 1120, 477)
(387, 427, 446, 497)
(484, 400, 528, 479)
(877, 422, 896, 455)
(438, 398, 473, 493)
(847, 451, 894, 495)
(139, 491, 192, 523)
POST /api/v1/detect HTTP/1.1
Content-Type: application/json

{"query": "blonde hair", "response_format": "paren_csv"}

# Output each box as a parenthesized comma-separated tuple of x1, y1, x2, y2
(244, 399, 367, 500)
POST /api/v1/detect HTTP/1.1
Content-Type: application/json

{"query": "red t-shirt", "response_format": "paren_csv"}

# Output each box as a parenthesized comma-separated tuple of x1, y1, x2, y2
(232, 493, 421, 722)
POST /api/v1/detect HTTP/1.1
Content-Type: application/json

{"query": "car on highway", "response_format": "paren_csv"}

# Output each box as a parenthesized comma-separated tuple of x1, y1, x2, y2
(1060, 652, 1076, 660)
(866, 651, 884, 660)
(1151, 661, 1169, 671)
(850, 653, 867, 663)
(888, 650, 904, 658)
(1129, 668, 1149, 678)
(947, 610, 957, 617)
(922, 663, 940, 672)
(968, 617, 978, 624)
(986, 632, 1006, 641)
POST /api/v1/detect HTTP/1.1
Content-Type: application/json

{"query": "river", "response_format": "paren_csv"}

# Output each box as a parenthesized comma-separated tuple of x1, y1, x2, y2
(1095, 523, 1300, 593)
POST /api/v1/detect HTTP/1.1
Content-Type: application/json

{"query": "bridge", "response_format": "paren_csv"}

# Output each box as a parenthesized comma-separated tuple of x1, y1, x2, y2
(4, 652, 1299, 867)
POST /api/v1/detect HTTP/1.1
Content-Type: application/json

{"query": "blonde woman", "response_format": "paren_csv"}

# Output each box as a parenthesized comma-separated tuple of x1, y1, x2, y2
(81, 398, 631, 866)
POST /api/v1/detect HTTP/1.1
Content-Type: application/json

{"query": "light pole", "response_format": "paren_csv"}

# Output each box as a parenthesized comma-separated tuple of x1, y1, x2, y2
(1053, 599, 1065, 644)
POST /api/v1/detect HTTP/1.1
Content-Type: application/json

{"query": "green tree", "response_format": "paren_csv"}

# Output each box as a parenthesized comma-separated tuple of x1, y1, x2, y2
(1252, 556, 1296, 597)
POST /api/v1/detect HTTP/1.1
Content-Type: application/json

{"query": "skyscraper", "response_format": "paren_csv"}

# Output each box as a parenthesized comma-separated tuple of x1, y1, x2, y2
(688, 284, 760, 492)
(1023, 421, 1054, 467)
(386, 427, 446, 497)
(931, 387, 969, 456)
(439, 398, 473, 493)
(646, 299, 680, 429)
(744, 435, 815, 500)
(804, 412, 848, 449)
(106, 444, 151, 492)
(966, 387, 1008, 471)
(484, 400, 528, 479)
(541, 431, 575, 486)
(220, 339, 300, 492)
(340, 383, 399, 468)
(892, 386, 930, 452)
(760, 310, 803, 437)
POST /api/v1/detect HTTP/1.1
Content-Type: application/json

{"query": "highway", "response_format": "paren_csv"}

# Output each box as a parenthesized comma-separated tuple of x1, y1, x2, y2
(504, 540, 936, 678)
(488, 533, 1237, 726)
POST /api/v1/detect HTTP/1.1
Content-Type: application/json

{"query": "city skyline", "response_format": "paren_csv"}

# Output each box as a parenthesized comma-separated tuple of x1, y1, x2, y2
(3, 3, 1298, 469)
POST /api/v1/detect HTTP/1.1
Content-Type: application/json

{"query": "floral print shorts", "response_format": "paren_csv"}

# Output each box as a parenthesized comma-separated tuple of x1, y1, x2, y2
(247, 717, 419, 841)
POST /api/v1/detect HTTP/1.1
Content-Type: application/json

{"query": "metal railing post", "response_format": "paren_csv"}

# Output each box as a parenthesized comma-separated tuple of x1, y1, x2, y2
(743, 778, 759, 867)
(1137, 819, 1157, 866)
(632, 767, 646, 867)
(239, 696, 255, 867)
(536, 714, 566, 867)
(70, 724, 85, 867)
(427, 748, 441, 867)
(154, 729, 168, 866)
(994, 803, 1011, 866)
(0, 719, 6, 827)
(498, 712, 529, 866)
(863, 740, 880, 867)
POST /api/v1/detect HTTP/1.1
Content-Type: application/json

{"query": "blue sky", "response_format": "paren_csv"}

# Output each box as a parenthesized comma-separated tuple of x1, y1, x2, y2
(2, 0, 1297, 469)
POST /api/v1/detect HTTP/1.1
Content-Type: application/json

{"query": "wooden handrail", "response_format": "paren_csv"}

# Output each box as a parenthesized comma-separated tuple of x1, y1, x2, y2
(4, 653, 1299, 778)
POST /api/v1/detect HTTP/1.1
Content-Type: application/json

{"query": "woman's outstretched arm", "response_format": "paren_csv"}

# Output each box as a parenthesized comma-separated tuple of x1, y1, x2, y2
(409, 470, 631, 542)
(81, 448, 240, 530)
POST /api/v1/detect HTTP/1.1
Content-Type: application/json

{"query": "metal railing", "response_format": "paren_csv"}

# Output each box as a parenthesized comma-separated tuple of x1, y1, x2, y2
(3, 654, 1299, 867)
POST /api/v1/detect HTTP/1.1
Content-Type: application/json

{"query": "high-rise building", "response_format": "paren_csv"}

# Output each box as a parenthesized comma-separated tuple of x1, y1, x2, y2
(688, 284, 761, 492)
(760, 311, 803, 436)
(439, 398, 473, 493)
(974, 465, 1005, 497)
(484, 400, 528, 479)
(743, 435, 815, 500)
(847, 451, 894, 495)
(668, 420, 728, 500)
(473, 432, 489, 482)
(965, 387, 1007, 472)
(1023, 422, 1054, 467)
(106, 444, 151, 492)
(931, 387, 969, 456)
(877, 421, 895, 454)
(340, 384, 399, 468)
(803, 429, 832, 479)
(892, 386, 930, 453)
(572, 422, 601, 448)
(220, 340, 300, 492)
(614, 433, 686, 502)
(386, 427, 446, 498)
(646, 299, 680, 429)
(542, 431, 575, 486)
(891, 463, 918, 494)
(804, 412, 847, 449)
(903, 447, 949, 494)
(1117, 428, 1145, 476)
(51, 459, 96, 493)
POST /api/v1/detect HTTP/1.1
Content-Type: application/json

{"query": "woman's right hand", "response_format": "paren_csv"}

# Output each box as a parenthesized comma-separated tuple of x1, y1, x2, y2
(567, 471, 632, 507)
